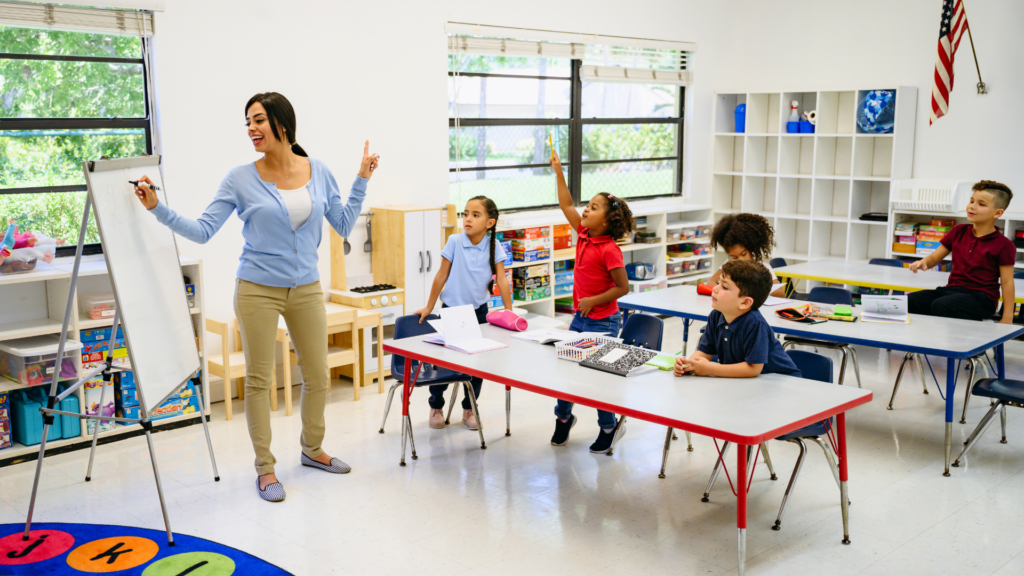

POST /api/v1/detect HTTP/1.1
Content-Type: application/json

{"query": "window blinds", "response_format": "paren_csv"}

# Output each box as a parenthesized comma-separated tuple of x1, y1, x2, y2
(0, 1, 155, 36)
(446, 22, 695, 86)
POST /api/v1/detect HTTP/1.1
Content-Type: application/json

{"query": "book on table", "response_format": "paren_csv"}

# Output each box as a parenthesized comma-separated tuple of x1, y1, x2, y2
(423, 305, 508, 354)
(512, 329, 609, 345)
(860, 294, 909, 324)
(580, 342, 659, 377)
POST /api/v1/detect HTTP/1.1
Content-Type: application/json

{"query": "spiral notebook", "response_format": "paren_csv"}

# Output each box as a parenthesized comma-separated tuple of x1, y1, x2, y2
(580, 342, 658, 377)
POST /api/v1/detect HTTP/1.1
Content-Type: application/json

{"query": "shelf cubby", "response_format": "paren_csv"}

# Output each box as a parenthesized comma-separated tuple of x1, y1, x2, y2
(712, 175, 743, 212)
(855, 89, 898, 134)
(816, 91, 857, 135)
(851, 180, 890, 217)
(743, 176, 777, 215)
(713, 135, 745, 173)
(775, 217, 811, 259)
(814, 136, 853, 177)
(777, 177, 812, 217)
(715, 93, 746, 133)
(853, 136, 893, 178)
(849, 222, 890, 262)
(779, 136, 814, 176)
(780, 92, 817, 132)
(813, 179, 851, 219)
(745, 136, 779, 174)
(810, 221, 848, 259)
(745, 93, 781, 134)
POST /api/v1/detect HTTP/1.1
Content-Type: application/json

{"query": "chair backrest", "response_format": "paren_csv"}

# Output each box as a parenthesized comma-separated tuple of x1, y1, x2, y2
(786, 349, 833, 384)
(768, 257, 787, 269)
(391, 313, 439, 380)
(869, 258, 905, 268)
(807, 286, 853, 306)
(768, 257, 796, 297)
(619, 313, 664, 350)
(1014, 270, 1024, 280)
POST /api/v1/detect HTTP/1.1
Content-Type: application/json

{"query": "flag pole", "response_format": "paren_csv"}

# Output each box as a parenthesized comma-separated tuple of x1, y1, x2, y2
(960, 0, 987, 94)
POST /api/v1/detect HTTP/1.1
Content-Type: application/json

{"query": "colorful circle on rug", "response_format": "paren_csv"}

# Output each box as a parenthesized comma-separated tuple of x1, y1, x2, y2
(0, 530, 75, 565)
(66, 536, 160, 572)
(142, 552, 235, 576)
(0, 523, 286, 575)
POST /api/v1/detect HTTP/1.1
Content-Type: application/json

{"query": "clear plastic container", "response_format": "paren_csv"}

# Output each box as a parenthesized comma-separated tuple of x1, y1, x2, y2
(0, 335, 82, 386)
(667, 261, 683, 276)
(81, 292, 116, 320)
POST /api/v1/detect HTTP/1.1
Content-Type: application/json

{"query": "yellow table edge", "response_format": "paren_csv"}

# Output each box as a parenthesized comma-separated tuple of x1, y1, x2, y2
(774, 269, 1024, 304)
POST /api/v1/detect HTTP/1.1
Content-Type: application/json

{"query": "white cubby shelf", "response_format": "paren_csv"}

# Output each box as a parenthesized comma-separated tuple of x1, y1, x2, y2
(711, 87, 917, 268)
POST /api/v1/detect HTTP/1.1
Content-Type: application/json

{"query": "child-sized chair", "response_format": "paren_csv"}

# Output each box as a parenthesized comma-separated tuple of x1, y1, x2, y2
(206, 318, 288, 421)
(782, 286, 861, 388)
(381, 314, 488, 459)
(771, 350, 844, 531)
(952, 377, 1024, 470)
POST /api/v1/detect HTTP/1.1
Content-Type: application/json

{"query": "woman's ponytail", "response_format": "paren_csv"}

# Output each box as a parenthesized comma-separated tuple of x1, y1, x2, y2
(291, 142, 308, 157)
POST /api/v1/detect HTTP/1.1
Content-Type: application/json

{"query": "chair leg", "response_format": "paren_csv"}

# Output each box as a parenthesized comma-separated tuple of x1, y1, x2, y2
(846, 346, 862, 389)
(760, 443, 777, 480)
(1000, 403, 1008, 444)
(959, 358, 979, 424)
(836, 346, 849, 386)
(953, 402, 1003, 467)
(505, 386, 511, 437)
(686, 431, 693, 451)
(772, 439, 807, 531)
(808, 436, 842, 491)
(223, 377, 233, 421)
(887, 352, 914, 410)
(407, 413, 418, 460)
(463, 381, 486, 450)
(702, 441, 730, 502)
(379, 381, 401, 433)
(914, 353, 929, 394)
(672, 432, 678, 440)
(445, 384, 459, 425)
(608, 416, 626, 456)
(659, 427, 674, 479)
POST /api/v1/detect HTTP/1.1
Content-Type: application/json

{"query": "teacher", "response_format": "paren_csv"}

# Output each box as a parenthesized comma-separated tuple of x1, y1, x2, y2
(132, 92, 379, 502)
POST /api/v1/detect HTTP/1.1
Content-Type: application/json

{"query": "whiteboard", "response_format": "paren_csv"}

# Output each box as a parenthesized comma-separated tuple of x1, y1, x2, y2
(83, 156, 200, 411)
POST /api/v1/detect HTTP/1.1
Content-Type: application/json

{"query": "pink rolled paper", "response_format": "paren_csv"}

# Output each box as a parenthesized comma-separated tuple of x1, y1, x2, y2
(486, 309, 528, 331)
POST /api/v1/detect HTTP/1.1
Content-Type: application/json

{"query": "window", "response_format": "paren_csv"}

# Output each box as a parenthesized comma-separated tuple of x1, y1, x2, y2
(448, 32, 689, 212)
(0, 25, 151, 245)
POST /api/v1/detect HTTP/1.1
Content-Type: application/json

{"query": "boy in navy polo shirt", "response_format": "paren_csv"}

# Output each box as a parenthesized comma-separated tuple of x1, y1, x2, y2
(908, 181, 1016, 323)
(674, 259, 801, 378)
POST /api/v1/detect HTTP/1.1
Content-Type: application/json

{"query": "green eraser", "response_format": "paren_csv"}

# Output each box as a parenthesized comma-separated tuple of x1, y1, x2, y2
(834, 305, 852, 317)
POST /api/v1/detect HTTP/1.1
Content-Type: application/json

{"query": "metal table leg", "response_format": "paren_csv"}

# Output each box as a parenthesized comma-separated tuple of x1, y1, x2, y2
(838, 412, 850, 545)
(737, 443, 748, 575)
(944, 357, 956, 476)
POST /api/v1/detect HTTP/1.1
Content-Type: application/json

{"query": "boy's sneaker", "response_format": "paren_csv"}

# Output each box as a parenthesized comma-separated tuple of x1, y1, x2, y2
(590, 422, 626, 454)
(429, 408, 445, 429)
(550, 415, 577, 446)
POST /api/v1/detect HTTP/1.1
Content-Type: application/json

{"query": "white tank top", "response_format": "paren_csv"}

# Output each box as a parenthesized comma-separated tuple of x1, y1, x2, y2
(277, 184, 313, 230)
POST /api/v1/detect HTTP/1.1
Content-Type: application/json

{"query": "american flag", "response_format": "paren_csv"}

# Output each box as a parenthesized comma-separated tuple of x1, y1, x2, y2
(931, 0, 968, 124)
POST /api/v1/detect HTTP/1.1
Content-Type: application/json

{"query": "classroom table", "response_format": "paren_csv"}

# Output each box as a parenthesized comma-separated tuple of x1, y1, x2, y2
(619, 286, 1024, 475)
(384, 327, 872, 575)
(773, 259, 1024, 303)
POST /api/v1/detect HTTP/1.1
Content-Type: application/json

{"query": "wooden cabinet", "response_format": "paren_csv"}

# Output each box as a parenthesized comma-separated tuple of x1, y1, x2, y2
(371, 206, 443, 313)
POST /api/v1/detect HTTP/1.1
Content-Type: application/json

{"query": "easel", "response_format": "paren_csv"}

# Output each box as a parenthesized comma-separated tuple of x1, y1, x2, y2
(21, 164, 219, 546)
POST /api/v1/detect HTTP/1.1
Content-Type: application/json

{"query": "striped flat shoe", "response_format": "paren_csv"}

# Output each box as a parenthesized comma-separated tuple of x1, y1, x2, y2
(256, 479, 285, 502)
(301, 453, 351, 474)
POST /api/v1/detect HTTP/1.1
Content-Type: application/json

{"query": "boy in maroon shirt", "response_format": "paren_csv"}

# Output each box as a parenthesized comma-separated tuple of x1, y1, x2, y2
(908, 181, 1016, 323)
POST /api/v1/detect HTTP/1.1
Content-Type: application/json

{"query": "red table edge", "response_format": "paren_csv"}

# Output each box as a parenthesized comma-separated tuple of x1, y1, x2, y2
(383, 342, 873, 444)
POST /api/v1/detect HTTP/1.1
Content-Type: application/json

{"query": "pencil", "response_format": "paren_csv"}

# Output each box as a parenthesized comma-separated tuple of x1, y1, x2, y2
(548, 134, 554, 159)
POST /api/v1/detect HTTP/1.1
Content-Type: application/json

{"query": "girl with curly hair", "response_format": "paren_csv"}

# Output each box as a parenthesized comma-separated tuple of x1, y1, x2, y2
(708, 213, 785, 297)
(547, 150, 632, 454)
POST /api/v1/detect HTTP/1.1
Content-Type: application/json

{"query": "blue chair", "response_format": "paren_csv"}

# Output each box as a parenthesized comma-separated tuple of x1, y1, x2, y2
(782, 287, 862, 388)
(381, 314, 487, 457)
(772, 350, 843, 531)
(769, 257, 802, 299)
(952, 378, 1024, 469)
(868, 257, 904, 268)
(608, 314, 667, 456)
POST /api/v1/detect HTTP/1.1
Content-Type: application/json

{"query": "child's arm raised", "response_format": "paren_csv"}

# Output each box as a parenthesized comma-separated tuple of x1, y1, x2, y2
(550, 150, 581, 231)
(909, 245, 950, 273)
(999, 264, 1015, 324)
(495, 261, 513, 311)
(413, 258, 452, 323)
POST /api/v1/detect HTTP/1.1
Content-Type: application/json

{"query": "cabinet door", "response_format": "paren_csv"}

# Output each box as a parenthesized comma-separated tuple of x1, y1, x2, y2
(422, 209, 443, 308)
(403, 212, 426, 313)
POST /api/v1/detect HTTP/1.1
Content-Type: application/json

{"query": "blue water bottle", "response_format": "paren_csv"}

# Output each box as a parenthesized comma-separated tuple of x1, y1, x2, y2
(734, 103, 746, 133)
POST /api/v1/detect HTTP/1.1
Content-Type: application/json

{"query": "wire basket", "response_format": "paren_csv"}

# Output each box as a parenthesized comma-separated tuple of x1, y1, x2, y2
(555, 335, 622, 363)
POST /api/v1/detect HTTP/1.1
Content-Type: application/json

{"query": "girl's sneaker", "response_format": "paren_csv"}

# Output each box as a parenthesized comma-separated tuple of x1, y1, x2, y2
(590, 422, 626, 454)
(550, 415, 577, 446)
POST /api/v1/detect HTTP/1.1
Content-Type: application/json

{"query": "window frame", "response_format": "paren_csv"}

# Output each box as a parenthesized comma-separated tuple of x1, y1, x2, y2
(0, 42, 152, 254)
(449, 59, 684, 212)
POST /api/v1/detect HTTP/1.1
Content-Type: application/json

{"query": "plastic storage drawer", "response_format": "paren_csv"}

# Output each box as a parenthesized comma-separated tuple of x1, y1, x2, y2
(0, 335, 82, 387)
(80, 292, 117, 320)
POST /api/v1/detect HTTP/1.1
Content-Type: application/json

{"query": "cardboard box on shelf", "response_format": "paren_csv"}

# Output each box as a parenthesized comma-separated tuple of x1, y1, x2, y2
(509, 227, 550, 240)
(893, 242, 916, 254)
(553, 224, 572, 236)
(514, 275, 551, 290)
(514, 285, 552, 302)
(931, 219, 956, 227)
(80, 327, 124, 342)
(512, 248, 550, 263)
(512, 264, 547, 279)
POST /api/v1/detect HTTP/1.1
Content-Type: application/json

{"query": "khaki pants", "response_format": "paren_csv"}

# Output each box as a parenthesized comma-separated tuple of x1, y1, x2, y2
(234, 279, 329, 475)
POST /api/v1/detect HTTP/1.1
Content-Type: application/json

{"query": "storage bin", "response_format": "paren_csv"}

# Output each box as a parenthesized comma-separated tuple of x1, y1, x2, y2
(11, 388, 61, 446)
(80, 292, 116, 320)
(667, 261, 683, 276)
(0, 336, 82, 387)
(666, 230, 681, 243)
(57, 383, 81, 439)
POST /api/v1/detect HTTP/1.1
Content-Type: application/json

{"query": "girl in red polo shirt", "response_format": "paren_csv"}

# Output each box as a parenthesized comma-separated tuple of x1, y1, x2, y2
(548, 150, 633, 454)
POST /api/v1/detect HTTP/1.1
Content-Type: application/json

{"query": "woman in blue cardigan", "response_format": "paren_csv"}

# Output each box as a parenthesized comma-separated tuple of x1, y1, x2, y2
(133, 92, 379, 502)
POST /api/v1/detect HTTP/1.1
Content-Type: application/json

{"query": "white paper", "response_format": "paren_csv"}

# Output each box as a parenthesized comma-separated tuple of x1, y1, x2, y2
(511, 329, 605, 344)
(438, 304, 508, 354)
(762, 296, 793, 307)
(860, 295, 909, 324)
(597, 348, 629, 364)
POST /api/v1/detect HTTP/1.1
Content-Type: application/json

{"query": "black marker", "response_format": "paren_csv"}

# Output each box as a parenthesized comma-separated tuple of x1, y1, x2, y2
(129, 180, 160, 191)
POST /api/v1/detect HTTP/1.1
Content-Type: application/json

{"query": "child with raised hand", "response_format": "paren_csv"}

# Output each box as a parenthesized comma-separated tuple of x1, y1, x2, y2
(413, 195, 513, 430)
(707, 214, 786, 298)
(548, 150, 632, 454)
(908, 181, 1016, 323)
(675, 260, 800, 378)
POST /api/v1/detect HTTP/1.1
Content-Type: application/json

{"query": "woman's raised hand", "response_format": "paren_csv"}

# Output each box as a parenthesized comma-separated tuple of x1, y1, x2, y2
(132, 176, 159, 210)
(358, 140, 380, 179)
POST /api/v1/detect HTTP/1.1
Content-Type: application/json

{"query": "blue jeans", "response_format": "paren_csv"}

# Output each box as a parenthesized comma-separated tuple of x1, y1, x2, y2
(554, 311, 622, 429)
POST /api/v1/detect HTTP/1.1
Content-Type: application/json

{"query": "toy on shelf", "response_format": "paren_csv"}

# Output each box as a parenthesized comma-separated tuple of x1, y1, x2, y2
(0, 222, 64, 274)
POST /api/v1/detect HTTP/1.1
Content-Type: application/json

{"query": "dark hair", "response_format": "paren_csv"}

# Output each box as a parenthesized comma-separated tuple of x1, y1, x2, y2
(720, 259, 773, 311)
(594, 192, 634, 240)
(710, 213, 776, 262)
(245, 92, 307, 157)
(972, 180, 1013, 210)
(467, 195, 500, 293)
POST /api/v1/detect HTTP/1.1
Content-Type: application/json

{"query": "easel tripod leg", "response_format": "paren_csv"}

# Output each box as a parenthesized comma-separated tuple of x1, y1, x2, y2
(196, 389, 220, 481)
(141, 415, 175, 546)
(22, 425, 51, 540)
(85, 379, 109, 482)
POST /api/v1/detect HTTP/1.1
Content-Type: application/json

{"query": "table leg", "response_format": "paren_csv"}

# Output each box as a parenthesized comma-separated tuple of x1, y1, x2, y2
(996, 343, 1006, 379)
(838, 412, 850, 545)
(944, 357, 955, 477)
(400, 356, 414, 467)
(682, 319, 690, 356)
(737, 442, 748, 576)
(377, 318, 385, 394)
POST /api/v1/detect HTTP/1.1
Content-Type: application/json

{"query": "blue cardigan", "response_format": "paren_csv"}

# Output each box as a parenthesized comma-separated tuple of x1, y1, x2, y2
(151, 158, 367, 288)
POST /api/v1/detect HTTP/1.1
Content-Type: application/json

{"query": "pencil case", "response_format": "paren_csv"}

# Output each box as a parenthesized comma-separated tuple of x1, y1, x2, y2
(486, 309, 528, 332)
